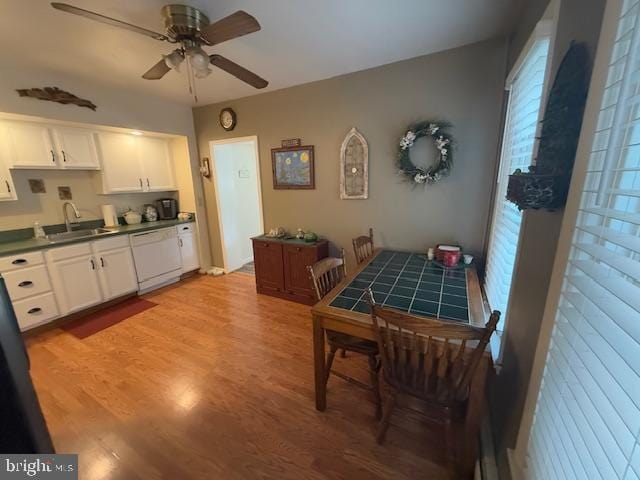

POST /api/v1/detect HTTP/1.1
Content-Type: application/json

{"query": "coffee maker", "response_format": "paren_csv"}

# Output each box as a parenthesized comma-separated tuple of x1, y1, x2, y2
(156, 198, 178, 219)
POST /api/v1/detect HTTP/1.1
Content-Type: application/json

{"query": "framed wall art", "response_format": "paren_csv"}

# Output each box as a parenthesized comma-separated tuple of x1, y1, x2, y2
(271, 145, 315, 189)
(340, 127, 368, 199)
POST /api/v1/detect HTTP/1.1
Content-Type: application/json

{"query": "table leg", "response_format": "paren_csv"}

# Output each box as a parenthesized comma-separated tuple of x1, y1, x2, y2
(312, 314, 326, 411)
(461, 356, 490, 478)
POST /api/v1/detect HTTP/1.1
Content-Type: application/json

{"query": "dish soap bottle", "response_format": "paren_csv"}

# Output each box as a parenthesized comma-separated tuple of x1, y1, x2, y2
(33, 221, 45, 239)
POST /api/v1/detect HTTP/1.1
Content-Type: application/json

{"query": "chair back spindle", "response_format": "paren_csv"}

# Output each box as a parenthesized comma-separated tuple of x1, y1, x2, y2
(352, 228, 374, 264)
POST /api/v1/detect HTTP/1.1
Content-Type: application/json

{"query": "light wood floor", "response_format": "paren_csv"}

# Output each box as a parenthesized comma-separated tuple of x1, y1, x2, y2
(26, 273, 454, 479)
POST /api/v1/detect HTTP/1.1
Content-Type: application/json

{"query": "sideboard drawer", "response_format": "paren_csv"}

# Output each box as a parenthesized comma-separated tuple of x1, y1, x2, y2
(2, 265, 52, 301)
(12, 292, 59, 331)
(0, 251, 45, 273)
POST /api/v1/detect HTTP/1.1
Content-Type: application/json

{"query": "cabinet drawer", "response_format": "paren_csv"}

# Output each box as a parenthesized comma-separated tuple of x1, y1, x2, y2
(92, 235, 129, 253)
(46, 242, 92, 261)
(3, 265, 52, 301)
(177, 223, 194, 234)
(0, 251, 45, 273)
(13, 292, 59, 331)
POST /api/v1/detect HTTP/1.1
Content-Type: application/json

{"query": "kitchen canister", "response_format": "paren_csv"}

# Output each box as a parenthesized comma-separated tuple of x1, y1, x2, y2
(101, 204, 118, 227)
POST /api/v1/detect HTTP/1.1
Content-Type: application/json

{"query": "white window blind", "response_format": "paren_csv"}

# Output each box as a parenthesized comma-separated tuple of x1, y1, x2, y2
(527, 1, 640, 479)
(484, 36, 550, 328)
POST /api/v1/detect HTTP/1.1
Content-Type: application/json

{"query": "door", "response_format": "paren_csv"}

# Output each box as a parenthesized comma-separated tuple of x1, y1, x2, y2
(3, 121, 56, 168)
(48, 255, 103, 314)
(95, 247, 138, 300)
(138, 136, 176, 192)
(0, 157, 16, 201)
(52, 126, 100, 170)
(282, 245, 317, 299)
(253, 241, 284, 294)
(96, 132, 144, 193)
(211, 137, 264, 272)
(178, 230, 200, 273)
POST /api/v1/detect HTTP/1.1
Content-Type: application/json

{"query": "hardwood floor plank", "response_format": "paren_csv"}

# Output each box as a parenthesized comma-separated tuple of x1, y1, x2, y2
(26, 273, 453, 479)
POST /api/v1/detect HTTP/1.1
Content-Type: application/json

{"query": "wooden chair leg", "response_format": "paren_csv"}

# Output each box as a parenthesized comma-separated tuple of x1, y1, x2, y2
(368, 355, 382, 420)
(325, 345, 338, 384)
(376, 391, 396, 444)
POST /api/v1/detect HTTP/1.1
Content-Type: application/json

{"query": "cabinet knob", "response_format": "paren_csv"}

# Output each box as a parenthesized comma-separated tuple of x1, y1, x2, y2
(296, 247, 301, 252)
(27, 307, 42, 315)
(18, 281, 33, 288)
(263, 243, 269, 247)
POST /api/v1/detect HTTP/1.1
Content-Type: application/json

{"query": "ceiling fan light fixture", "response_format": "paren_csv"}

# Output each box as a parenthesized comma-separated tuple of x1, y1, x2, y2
(194, 67, 212, 79)
(163, 50, 184, 71)
(186, 47, 211, 72)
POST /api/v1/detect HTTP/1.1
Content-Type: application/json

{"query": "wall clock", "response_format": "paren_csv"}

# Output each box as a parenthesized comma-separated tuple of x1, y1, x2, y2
(219, 107, 237, 131)
(340, 127, 369, 199)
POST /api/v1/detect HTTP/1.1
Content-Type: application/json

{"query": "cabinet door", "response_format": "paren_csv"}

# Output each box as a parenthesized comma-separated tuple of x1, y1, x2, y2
(48, 254, 103, 314)
(179, 232, 200, 273)
(96, 132, 144, 193)
(138, 136, 176, 192)
(0, 161, 16, 201)
(3, 121, 56, 168)
(282, 245, 317, 299)
(52, 126, 100, 170)
(253, 241, 284, 294)
(96, 247, 138, 300)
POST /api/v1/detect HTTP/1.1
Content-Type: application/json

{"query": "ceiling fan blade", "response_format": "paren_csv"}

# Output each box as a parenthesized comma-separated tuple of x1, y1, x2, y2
(210, 55, 268, 89)
(51, 3, 169, 42)
(199, 11, 261, 46)
(142, 59, 171, 80)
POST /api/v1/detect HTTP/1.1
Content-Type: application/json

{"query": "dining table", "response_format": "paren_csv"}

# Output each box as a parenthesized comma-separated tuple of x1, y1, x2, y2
(310, 248, 492, 477)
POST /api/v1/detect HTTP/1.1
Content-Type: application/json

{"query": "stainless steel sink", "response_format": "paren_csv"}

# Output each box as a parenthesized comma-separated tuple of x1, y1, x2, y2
(46, 228, 117, 244)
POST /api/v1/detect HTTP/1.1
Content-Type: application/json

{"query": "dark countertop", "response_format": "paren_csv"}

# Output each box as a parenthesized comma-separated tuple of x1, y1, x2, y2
(0, 218, 194, 257)
(252, 234, 326, 246)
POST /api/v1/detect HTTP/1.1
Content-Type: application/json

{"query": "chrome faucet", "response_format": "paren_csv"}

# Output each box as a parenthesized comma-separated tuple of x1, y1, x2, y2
(62, 202, 81, 232)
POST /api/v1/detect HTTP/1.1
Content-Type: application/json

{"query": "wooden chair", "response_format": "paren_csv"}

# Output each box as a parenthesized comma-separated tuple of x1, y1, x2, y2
(352, 228, 374, 264)
(308, 251, 382, 418)
(364, 288, 499, 463)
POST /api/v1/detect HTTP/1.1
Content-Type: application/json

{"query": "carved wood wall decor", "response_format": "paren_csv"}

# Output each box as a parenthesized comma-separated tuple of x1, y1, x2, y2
(340, 127, 369, 199)
(16, 87, 97, 111)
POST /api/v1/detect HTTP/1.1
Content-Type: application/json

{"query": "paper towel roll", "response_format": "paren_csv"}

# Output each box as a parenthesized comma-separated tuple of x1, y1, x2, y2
(101, 204, 118, 227)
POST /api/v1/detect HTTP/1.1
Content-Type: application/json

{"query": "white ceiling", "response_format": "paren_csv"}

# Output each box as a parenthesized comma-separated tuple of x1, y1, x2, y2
(0, 1, 521, 106)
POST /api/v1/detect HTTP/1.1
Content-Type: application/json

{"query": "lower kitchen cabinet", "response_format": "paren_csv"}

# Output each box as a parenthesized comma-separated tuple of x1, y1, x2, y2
(252, 237, 328, 305)
(177, 223, 200, 273)
(93, 237, 138, 300)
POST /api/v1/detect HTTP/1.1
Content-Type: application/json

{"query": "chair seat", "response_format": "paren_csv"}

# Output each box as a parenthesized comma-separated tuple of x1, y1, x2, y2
(326, 330, 379, 355)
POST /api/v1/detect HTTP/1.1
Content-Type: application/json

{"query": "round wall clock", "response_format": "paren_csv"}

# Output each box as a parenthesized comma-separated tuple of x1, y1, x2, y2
(219, 108, 237, 131)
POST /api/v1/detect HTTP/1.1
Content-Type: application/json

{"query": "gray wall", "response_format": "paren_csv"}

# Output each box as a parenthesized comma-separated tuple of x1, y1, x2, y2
(489, 1, 606, 479)
(193, 39, 507, 268)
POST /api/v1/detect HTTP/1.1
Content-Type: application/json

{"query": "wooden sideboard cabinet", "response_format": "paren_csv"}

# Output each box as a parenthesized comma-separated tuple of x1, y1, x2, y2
(252, 236, 329, 305)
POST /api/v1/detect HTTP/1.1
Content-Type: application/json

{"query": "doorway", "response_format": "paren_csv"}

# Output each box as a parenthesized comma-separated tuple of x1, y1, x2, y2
(210, 136, 264, 273)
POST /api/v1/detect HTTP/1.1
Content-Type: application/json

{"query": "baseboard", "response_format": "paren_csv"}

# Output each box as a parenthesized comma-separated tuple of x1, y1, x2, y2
(479, 411, 500, 480)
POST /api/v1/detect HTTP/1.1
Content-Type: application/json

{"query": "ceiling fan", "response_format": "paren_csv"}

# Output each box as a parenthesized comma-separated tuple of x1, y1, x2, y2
(50, 3, 268, 102)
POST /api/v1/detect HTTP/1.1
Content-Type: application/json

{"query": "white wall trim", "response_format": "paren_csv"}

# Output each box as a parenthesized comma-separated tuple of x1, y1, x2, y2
(510, 0, 620, 469)
(209, 135, 264, 273)
(505, 17, 555, 87)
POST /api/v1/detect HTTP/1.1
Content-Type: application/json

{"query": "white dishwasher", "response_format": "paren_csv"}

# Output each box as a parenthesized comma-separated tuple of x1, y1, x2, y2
(130, 227, 182, 293)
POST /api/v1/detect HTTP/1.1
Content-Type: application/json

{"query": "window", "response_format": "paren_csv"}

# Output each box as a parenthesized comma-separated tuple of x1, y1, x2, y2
(526, 1, 640, 478)
(484, 30, 551, 330)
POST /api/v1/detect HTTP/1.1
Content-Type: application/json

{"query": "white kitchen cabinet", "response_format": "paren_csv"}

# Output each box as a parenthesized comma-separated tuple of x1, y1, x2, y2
(51, 126, 100, 170)
(95, 132, 144, 193)
(2, 120, 57, 168)
(96, 132, 176, 194)
(177, 223, 199, 273)
(92, 236, 138, 300)
(45, 243, 103, 315)
(0, 153, 16, 201)
(138, 136, 176, 192)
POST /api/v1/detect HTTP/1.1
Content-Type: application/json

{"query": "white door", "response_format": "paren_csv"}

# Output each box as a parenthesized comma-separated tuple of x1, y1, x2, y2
(52, 126, 100, 170)
(3, 121, 57, 168)
(48, 255, 103, 314)
(96, 132, 144, 193)
(138, 136, 176, 192)
(95, 247, 138, 300)
(178, 230, 200, 273)
(211, 138, 263, 272)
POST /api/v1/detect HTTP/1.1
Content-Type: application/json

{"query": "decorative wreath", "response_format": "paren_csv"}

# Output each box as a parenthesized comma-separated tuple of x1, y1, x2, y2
(397, 121, 454, 185)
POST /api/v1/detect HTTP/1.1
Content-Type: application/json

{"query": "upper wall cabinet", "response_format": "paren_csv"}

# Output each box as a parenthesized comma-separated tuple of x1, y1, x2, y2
(1, 120, 99, 170)
(95, 132, 176, 194)
(0, 153, 16, 202)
